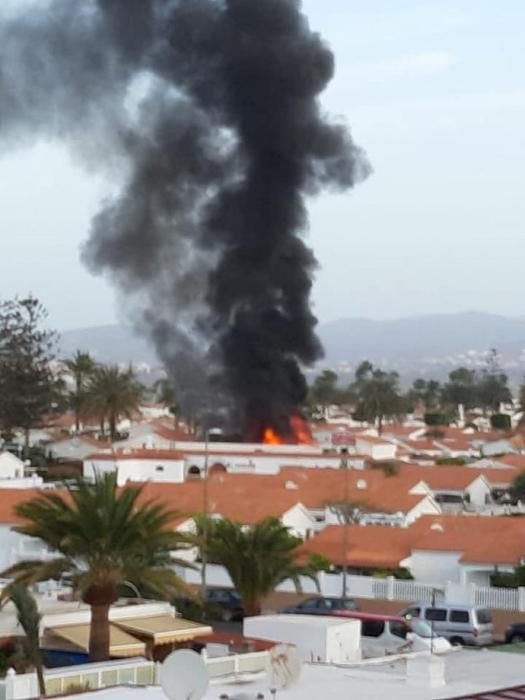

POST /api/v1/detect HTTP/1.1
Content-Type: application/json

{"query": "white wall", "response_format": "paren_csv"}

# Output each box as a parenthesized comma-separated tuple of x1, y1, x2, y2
(354, 438, 397, 460)
(0, 452, 25, 479)
(281, 504, 317, 539)
(243, 616, 361, 663)
(0, 525, 52, 573)
(405, 496, 442, 525)
(183, 452, 364, 476)
(49, 439, 108, 461)
(408, 550, 462, 584)
(465, 477, 492, 507)
(84, 457, 186, 485)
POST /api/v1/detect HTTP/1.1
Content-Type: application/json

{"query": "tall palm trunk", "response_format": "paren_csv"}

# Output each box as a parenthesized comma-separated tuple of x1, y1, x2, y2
(35, 657, 45, 697)
(243, 599, 262, 617)
(89, 603, 111, 661)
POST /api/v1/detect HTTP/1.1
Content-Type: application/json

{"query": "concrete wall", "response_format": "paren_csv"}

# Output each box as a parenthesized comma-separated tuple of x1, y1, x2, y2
(84, 457, 186, 485)
(0, 453, 24, 479)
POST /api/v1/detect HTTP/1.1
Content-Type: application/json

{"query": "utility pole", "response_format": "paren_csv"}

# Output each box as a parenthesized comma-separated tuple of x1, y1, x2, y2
(201, 426, 210, 595)
(341, 448, 349, 599)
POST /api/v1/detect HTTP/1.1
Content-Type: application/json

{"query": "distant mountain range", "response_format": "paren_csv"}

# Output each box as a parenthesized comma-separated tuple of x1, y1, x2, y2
(59, 311, 525, 382)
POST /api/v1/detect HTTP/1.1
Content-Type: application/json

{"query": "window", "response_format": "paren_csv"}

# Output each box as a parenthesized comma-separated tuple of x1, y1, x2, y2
(424, 608, 447, 622)
(404, 607, 420, 619)
(361, 620, 384, 637)
(476, 609, 492, 624)
(390, 622, 408, 639)
(450, 610, 469, 623)
(155, 465, 164, 472)
(319, 599, 334, 610)
(299, 598, 320, 610)
(342, 599, 358, 611)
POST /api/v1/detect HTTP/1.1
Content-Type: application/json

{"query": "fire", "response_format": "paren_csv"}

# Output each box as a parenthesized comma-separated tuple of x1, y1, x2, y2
(262, 415, 314, 445)
(263, 427, 282, 445)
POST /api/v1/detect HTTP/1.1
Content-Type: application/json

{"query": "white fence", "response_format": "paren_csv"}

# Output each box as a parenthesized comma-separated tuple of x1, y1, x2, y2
(0, 651, 269, 700)
(179, 564, 525, 612)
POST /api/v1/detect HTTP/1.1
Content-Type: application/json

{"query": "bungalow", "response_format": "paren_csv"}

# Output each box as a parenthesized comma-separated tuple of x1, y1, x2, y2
(304, 514, 525, 587)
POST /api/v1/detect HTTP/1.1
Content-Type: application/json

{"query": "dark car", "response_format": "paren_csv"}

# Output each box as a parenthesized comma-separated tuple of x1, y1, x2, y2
(202, 588, 245, 622)
(505, 621, 525, 644)
(279, 596, 358, 615)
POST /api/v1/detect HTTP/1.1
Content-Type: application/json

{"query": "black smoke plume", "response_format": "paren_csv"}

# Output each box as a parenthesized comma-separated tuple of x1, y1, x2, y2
(0, 0, 369, 439)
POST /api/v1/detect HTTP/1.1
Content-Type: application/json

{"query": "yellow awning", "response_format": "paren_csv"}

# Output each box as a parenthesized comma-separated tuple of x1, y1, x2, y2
(113, 615, 212, 645)
(46, 623, 146, 658)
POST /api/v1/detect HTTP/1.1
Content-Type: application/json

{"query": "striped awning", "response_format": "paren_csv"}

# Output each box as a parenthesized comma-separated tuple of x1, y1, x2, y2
(113, 615, 212, 645)
(45, 623, 146, 658)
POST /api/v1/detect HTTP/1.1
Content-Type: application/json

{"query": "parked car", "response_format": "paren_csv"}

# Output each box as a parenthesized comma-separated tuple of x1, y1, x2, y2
(173, 588, 244, 622)
(202, 588, 245, 622)
(280, 596, 358, 615)
(399, 602, 493, 647)
(331, 611, 451, 657)
(504, 621, 525, 644)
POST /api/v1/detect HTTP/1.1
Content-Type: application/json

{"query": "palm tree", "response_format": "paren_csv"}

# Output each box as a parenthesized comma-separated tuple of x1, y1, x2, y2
(0, 473, 192, 662)
(6, 584, 45, 696)
(84, 365, 143, 441)
(64, 351, 97, 433)
(206, 517, 319, 616)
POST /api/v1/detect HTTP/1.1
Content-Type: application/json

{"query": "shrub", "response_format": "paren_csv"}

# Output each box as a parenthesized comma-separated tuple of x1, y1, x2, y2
(424, 413, 448, 427)
(490, 413, 511, 430)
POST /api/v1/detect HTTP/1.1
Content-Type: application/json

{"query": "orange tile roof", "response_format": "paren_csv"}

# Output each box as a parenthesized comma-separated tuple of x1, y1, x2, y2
(0, 489, 45, 524)
(498, 455, 525, 470)
(304, 514, 525, 568)
(137, 467, 431, 523)
(410, 514, 525, 565)
(301, 525, 414, 568)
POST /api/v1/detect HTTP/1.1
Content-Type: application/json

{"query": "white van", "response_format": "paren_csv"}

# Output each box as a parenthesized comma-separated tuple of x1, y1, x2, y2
(333, 611, 451, 657)
(400, 603, 493, 646)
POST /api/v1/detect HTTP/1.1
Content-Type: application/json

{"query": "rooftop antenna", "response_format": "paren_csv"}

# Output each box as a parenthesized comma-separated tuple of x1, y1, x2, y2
(160, 649, 209, 700)
(266, 644, 302, 698)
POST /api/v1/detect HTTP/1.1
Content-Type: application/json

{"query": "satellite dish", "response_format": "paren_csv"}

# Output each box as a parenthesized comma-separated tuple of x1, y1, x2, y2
(267, 644, 302, 690)
(160, 649, 209, 700)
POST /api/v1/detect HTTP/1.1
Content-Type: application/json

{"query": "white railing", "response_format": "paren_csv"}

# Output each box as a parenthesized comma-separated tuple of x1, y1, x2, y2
(178, 563, 525, 612)
(205, 651, 268, 679)
(0, 651, 269, 700)
(474, 586, 521, 611)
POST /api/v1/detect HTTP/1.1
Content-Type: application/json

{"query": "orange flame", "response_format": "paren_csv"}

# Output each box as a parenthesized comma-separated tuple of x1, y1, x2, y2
(262, 415, 314, 445)
(263, 427, 282, 445)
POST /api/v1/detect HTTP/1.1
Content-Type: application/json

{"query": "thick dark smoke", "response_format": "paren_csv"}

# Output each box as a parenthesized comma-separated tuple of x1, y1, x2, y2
(0, 0, 369, 438)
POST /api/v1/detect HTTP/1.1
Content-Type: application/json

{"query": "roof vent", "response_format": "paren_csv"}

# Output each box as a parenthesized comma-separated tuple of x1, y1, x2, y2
(285, 480, 299, 490)
(430, 523, 444, 532)
(356, 479, 367, 490)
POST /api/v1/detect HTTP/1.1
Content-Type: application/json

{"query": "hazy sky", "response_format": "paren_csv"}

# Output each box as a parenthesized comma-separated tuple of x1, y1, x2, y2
(1, 0, 524, 331)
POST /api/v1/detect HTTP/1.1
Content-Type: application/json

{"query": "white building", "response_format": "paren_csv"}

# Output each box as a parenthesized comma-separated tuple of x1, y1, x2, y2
(84, 450, 186, 486)
(243, 615, 361, 664)
(0, 452, 25, 480)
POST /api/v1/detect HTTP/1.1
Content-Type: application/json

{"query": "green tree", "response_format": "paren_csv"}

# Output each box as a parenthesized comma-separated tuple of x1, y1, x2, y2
(308, 370, 343, 418)
(476, 350, 512, 413)
(64, 351, 97, 433)
(0, 296, 60, 447)
(0, 473, 192, 661)
(408, 379, 442, 412)
(84, 365, 143, 441)
(4, 584, 45, 696)
(207, 517, 319, 616)
(510, 470, 525, 501)
(441, 367, 478, 411)
(351, 361, 404, 433)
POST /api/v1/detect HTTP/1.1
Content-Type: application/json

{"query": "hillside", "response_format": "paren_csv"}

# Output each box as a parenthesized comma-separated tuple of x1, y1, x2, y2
(59, 311, 525, 379)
